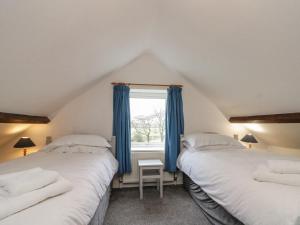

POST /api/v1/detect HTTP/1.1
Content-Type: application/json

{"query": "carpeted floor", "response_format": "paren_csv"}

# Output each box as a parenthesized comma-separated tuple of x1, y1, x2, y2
(104, 186, 210, 225)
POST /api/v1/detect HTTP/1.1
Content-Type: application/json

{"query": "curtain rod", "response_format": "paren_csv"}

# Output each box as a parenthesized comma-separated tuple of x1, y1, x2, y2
(111, 82, 183, 88)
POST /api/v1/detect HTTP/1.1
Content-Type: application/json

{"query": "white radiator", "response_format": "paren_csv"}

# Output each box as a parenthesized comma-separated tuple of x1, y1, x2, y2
(122, 151, 175, 185)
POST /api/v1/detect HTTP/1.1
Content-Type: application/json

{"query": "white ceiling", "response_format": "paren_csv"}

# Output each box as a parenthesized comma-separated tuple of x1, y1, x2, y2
(151, 0, 300, 116)
(0, 0, 157, 115)
(1, 0, 300, 149)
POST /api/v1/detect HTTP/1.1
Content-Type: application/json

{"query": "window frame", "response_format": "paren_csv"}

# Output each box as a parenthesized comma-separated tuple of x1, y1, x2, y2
(129, 88, 167, 152)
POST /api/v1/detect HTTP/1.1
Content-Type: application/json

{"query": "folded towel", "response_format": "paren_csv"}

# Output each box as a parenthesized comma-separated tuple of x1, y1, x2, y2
(253, 165, 300, 186)
(0, 168, 59, 196)
(0, 176, 72, 220)
(268, 160, 300, 174)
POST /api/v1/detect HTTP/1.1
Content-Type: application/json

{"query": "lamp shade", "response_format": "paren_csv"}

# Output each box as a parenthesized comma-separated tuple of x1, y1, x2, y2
(14, 137, 35, 148)
(241, 134, 258, 143)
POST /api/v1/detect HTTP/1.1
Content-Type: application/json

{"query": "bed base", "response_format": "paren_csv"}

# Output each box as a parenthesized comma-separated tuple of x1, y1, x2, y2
(88, 187, 111, 225)
(183, 174, 244, 225)
(89, 136, 115, 225)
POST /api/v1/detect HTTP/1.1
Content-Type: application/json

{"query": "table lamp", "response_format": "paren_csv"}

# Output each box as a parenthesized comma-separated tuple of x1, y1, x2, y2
(241, 134, 258, 149)
(14, 137, 36, 156)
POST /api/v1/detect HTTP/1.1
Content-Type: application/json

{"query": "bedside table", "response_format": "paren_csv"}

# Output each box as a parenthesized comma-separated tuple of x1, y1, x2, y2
(138, 159, 164, 200)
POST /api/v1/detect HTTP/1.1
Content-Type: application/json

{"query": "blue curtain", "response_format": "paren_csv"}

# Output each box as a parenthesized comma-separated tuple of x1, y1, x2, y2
(113, 85, 132, 174)
(165, 86, 184, 172)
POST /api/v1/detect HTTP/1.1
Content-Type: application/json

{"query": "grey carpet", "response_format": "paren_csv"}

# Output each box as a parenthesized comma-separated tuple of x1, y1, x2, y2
(104, 186, 211, 225)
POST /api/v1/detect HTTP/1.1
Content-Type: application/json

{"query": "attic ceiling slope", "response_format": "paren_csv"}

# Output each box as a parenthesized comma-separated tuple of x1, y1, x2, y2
(0, 0, 157, 115)
(1, 0, 300, 118)
(151, 0, 300, 117)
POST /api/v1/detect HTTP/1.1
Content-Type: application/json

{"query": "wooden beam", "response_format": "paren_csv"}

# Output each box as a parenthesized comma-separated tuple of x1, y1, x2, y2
(0, 112, 50, 124)
(229, 113, 300, 123)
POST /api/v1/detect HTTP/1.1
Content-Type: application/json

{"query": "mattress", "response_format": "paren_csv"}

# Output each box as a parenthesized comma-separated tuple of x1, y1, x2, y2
(0, 150, 118, 225)
(177, 148, 300, 225)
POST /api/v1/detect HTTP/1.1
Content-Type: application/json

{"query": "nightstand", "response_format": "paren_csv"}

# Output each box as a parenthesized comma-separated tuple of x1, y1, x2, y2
(138, 159, 164, 200)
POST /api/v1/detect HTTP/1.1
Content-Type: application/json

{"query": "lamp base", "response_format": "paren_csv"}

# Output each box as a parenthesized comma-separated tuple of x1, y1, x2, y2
(23, 149, 27, 156)
(249, 144, 252, 149)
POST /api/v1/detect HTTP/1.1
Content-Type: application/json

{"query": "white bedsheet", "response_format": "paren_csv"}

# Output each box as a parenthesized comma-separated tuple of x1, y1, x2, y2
(0, 150, 118, 225)
(177, 148, 300, 225)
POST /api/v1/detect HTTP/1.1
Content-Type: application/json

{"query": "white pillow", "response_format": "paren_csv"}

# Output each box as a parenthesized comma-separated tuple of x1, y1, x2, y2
(70, 145, 108, 154)
(183, 133, 244, 149)
(190, 145, 245, 152)
(43, 145, 108, 154)
(48, 134, 111, 148)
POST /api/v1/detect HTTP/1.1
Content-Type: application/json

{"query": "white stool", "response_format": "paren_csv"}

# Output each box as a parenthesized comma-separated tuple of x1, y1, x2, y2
(138, 159, 164, 200)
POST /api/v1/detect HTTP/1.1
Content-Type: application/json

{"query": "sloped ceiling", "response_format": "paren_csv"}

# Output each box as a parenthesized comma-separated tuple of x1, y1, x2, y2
(151, 0, 300, 116)
(0, 0, 157, 115)
(1, 0, 300, 148)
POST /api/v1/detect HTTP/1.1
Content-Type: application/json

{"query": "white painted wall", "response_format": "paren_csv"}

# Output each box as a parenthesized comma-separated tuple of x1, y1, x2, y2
(267, 145, 300, 157)
(0, 53, 247, 162)
(47, 52, 237, 138)
(0, 124, 49, 162)
(248, 124, 300, 149)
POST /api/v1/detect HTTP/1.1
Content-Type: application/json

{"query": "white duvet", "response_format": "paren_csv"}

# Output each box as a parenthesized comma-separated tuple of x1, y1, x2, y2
(0, 150, 118, 225)
(177, 148, 300, 225)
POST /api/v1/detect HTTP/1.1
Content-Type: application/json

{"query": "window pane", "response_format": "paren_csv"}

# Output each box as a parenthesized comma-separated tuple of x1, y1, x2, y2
(130, 89, 166, 151)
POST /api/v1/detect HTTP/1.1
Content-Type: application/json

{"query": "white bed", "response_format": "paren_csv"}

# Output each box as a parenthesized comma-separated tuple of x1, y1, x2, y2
(0, 147, 118, 225)
(177, 147, 300, 225)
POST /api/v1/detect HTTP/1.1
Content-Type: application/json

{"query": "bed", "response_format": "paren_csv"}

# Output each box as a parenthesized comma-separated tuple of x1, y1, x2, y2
(0, 135, 118, 225)
(177, 133, 300, 225)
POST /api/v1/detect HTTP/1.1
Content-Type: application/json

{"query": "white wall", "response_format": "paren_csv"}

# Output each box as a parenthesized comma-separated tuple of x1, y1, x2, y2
(0, 52, 247, 162)
(267, 145, 300, 157)
(249, 124, 300, 149)
(48, 52, 237, 138)
(0, 124, 49, 162)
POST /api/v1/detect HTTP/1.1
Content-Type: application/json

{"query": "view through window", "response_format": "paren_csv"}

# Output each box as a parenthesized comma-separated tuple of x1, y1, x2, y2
(130, 89, 167, 151)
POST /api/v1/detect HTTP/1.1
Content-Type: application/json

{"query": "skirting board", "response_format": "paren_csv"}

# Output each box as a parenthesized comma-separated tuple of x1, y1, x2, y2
(112, 172, 183, 188)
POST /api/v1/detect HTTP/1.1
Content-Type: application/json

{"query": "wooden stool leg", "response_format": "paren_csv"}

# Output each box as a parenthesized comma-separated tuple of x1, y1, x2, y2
(139, 167, 143, 200)
(160, 167, 163, 198)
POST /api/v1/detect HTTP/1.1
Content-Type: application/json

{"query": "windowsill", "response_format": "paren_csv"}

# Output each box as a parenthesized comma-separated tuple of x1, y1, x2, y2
(131, 148, 164, 152)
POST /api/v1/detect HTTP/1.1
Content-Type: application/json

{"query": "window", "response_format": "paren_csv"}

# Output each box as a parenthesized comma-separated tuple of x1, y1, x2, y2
(130, 89, 167, 151)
